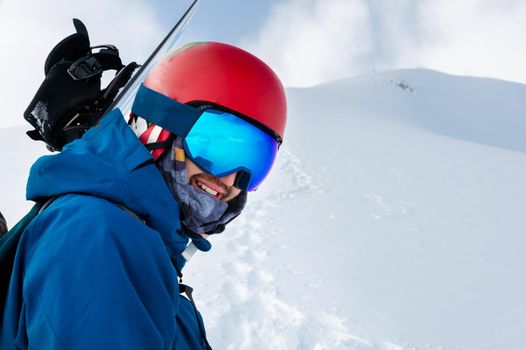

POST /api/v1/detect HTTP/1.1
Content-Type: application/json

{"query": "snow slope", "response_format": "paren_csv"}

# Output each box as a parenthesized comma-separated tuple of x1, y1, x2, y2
(2, 69, 526, 349)
(186, 69, 526, 350)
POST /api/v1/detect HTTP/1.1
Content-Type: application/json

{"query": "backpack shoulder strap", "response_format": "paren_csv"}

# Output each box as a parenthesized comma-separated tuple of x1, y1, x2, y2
(0, 201, 46, 324)
(114, 202, 144, 223)
(38, 196, 59, 215)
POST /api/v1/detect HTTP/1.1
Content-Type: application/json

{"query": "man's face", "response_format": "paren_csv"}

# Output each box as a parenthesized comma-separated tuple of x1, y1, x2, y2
(185, 158, 241, 202)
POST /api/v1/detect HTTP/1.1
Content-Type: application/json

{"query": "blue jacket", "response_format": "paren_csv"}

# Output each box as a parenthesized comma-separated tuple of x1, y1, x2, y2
(0, 110, 208, 349)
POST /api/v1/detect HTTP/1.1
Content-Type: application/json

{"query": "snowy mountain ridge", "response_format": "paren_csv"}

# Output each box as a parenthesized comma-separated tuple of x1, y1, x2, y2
(294, 68, 526, 153)
(1, 68, 525, 349)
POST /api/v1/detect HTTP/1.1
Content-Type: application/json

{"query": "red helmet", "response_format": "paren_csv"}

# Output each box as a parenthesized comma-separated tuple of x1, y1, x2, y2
(132, 42, 287, 160)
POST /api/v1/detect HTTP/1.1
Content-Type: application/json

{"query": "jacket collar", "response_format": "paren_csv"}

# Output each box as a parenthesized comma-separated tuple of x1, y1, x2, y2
(26, 109, 188, 257)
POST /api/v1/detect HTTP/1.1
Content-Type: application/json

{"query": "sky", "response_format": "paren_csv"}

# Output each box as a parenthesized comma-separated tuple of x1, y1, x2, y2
(1, 0, 526, 128)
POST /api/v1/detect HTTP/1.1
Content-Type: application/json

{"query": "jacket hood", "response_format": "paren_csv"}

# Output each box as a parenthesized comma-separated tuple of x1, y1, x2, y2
(26, 109, 188, 258)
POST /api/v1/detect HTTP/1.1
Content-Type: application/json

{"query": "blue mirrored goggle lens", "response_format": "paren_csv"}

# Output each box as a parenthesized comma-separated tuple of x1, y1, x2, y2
(183, 109, 278, 191)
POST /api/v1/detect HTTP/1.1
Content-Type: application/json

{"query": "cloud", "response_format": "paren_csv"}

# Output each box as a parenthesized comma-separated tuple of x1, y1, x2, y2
(242, 0, 373, 87)
(0, 0, 164, 128)
(412, 1, 526, 83)
(243, 0, 526, 87)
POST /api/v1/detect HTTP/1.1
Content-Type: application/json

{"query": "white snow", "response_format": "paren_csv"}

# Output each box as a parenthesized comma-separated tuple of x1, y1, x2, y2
(2, 68, 526, 349)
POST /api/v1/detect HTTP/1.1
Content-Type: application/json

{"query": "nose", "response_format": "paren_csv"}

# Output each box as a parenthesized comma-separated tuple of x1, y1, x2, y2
(219, 172, 237, 187)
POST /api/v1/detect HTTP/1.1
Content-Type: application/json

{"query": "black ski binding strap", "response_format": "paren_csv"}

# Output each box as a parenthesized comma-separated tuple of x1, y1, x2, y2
(24, 18, 137, 151)
(67, 56, 103, 80)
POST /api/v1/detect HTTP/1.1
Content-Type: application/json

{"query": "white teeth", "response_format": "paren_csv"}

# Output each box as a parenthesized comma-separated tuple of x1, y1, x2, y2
(198, 182, 218, 196)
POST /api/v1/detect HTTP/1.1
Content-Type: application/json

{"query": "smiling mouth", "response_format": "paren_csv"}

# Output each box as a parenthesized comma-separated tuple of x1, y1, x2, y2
(197, 181, 222, 199)
(191, 176, 227, 200)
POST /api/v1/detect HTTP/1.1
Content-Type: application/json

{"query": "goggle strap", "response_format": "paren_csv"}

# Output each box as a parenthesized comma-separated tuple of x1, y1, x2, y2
(234, 171, 251, 191)
(144, 139, 173, 151)
(131, 84, 202, 138)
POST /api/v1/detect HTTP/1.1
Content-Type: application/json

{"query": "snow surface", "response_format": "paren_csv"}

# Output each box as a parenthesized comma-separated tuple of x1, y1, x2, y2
(2, 68, 526, 349)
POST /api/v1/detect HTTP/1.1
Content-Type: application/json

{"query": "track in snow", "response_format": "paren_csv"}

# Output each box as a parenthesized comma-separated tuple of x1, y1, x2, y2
(187, 147, 409, 350)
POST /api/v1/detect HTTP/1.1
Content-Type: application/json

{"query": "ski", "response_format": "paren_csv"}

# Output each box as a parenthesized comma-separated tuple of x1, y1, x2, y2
(106, 0, 201, 116)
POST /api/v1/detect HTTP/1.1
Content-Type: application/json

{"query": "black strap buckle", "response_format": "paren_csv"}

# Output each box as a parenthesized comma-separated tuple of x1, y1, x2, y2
(67, 56, 103, 80)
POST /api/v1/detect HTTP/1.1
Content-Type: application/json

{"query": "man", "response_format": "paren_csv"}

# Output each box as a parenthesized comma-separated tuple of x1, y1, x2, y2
(0, 213, 6, 236)
(0, 42, 286, 349)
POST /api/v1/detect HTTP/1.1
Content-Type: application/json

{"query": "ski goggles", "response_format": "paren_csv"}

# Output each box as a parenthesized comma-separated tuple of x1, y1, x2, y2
(131, 84, 279, 191)
(183, 109, 279, 192)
